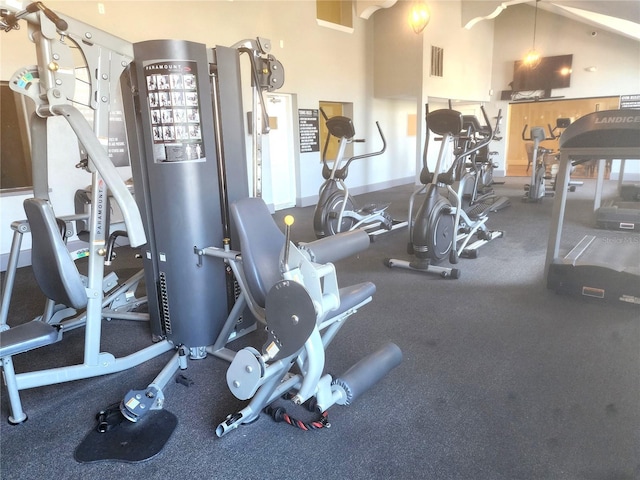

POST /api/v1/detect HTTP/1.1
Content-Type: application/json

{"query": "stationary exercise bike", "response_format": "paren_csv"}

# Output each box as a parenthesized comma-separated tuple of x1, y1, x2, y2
(385, 106, 503, 279)
(313, 113, 404, 238)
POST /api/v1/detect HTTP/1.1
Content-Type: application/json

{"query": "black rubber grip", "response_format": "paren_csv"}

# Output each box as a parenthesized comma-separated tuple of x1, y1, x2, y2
(26, 2, 68, 30)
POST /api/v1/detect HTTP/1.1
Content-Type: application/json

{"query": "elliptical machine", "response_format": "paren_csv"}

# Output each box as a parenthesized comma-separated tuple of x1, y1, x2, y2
(313, 113, 405, 238)
(459, 113, 511, 213)
(522, 124, 556, 202)
(522, 120, 582, 202)
(547, 118, 582, 192)
(385, 106, 504, 279)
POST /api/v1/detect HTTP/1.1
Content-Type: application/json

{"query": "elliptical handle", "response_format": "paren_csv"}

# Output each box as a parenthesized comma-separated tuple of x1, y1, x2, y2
(344, 121, 386, 168)
(493, 109, 503, 139)
(453, 106, 495, 167)
(480, 105, 492, 138)
(522, 124, 531, 141)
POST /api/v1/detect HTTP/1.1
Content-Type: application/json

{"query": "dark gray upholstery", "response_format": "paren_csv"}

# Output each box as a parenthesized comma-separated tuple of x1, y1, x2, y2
(230, 197, 376, 313)
(427, 108, 463, 136)
(0, 320, 61, 358)
(23, 198, 87, 310)
(230, 197, 286, 308)
(462, 114, 484, 134)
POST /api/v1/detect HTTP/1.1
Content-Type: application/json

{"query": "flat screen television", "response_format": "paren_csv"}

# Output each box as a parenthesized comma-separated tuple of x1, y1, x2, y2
(512, 54, 573, 92)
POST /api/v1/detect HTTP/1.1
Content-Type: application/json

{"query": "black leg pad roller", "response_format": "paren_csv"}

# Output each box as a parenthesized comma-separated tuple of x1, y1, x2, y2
(332, 342, 402, 406)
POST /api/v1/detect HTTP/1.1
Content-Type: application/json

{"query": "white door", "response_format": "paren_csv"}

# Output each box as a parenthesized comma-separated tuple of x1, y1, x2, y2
(265, 93, 296, 210)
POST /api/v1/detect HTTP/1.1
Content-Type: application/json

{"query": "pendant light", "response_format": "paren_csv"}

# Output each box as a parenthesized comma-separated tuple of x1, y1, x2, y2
(524, 0, 541, 68)
(409, 1, 431, 34)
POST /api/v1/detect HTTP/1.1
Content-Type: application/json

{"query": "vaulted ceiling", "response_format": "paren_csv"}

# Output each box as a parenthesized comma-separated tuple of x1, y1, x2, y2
(357, 1, 640, 41)
(462, 1, 639, 41)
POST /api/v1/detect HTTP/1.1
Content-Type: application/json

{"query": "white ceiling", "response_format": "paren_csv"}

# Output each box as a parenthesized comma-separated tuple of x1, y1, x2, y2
(462, 0, 640, 41)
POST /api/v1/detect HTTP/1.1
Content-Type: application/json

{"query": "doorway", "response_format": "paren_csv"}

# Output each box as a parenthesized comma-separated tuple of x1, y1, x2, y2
(319, 101, 354, 163)
(506, 96, 620, 177)
(265, 93, 297, 210)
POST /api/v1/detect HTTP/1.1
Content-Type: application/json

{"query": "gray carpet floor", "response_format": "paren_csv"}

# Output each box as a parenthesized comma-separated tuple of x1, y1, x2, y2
(1, 177, 638, 480)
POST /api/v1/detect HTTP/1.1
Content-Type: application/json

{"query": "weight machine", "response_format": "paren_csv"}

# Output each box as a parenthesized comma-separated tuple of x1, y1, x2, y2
(201, 198, 402, 436)
(0, 2, 281, 423)
(0, 2, 167, 425)
(0, 2, 400, 449)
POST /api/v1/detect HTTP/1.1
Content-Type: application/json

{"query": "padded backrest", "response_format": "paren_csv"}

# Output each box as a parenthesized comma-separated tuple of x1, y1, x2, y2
(23, 198, 87, 309)
(230, 197, 285, 308)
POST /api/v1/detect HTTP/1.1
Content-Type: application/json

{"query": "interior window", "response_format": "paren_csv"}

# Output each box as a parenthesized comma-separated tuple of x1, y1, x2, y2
(1, 81, 32, 192)
(316, 0, 353, 30)
(319, 101, 354, 162)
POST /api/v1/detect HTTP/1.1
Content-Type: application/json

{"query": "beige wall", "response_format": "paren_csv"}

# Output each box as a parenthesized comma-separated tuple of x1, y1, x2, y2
(0, 0, 418, 259)
(490, 3, 640, 173)
(1, 1, 638, 260)
(373, 0, 495, 102)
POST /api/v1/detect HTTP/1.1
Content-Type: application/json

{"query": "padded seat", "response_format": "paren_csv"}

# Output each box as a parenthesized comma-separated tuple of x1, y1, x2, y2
(333, 283, 376, 317)
(0, 321, 62, 358)
(230, 197, 375, 320)
(0, 199, 82, 360)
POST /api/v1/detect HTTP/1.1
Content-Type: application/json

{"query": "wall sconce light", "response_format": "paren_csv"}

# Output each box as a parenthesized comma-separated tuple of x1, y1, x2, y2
(409, 1, 431, 34)
(523, 0, 541, 69)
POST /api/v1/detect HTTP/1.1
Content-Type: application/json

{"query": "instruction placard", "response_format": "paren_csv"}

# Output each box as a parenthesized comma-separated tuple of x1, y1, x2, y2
(144, 60, 206, 163)
(107, 88, 129, 167)
(299, 109, 319, 153)
(620, 94, 640, 110)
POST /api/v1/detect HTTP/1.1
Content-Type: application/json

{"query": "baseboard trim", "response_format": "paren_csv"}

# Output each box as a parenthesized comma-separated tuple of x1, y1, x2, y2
(1, 248, 32, 272)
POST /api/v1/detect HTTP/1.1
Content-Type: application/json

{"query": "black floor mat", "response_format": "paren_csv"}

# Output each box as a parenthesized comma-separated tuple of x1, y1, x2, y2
(74, 409, 177, 464)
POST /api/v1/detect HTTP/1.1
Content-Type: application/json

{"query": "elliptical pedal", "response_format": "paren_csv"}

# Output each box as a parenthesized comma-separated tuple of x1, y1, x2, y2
(381, 212, 393, 230)
(360, 203, 390, 215)
(466, 201, 491, 219)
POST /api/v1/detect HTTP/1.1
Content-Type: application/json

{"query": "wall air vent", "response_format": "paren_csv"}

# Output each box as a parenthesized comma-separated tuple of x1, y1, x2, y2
(431, 46, 444, 77)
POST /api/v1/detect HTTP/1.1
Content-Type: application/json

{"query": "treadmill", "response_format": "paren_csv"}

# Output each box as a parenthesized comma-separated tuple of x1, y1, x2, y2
(545, 109, 640, 305)
(594, 158, 640, 231)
